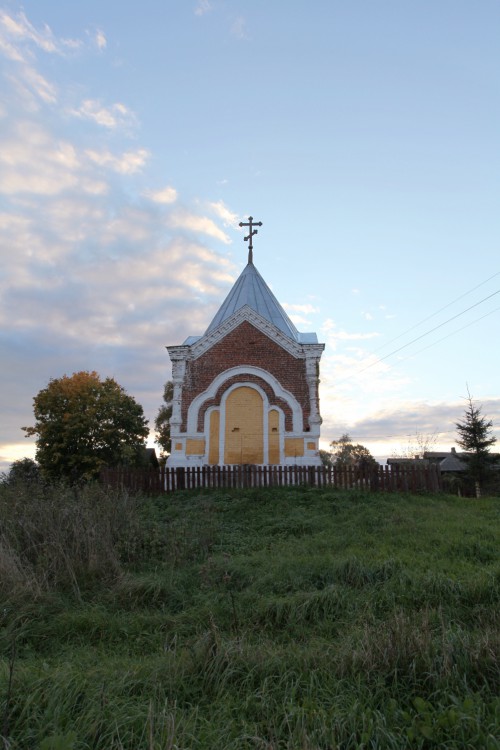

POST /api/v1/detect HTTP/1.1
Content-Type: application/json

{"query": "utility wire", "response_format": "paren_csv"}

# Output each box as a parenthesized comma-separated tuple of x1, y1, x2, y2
(335, 288, 500, 385)
(394, 304, 500, 366)
(343, 430, 456, 441)
(371, 270, 500, 354)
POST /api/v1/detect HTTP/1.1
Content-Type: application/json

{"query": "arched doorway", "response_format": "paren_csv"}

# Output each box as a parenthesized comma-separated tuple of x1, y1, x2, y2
(224, 386, 264, 464)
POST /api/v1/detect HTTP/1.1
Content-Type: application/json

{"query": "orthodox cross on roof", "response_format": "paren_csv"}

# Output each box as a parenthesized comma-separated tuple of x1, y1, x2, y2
(239, 216, 262, 264)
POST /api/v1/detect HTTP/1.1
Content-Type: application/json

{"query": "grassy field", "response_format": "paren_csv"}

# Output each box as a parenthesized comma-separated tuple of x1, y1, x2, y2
(0, 481, 499, 749)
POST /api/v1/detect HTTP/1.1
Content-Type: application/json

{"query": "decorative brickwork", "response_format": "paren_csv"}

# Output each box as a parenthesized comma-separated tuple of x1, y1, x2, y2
(181, 321, 310, 431)
(197, 371, 293, 432)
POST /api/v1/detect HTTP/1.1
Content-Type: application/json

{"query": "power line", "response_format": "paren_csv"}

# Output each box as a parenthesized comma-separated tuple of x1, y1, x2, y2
(338, 430, 456, 441)
(395, 304, 500, 366)
(371, 270, 500, 354)
(335, 288, 500, 385)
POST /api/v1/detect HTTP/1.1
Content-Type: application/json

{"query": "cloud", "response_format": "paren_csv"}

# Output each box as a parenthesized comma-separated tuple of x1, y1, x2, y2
(320, 318, 380, 348)
(231, 16, 247, 39)
(0, 9, 57, 54)
(194, 0, 212, 16)
(85, 147, 150, 174)
(321, 399, 443, 456)
(144, 185, 178, 204)
(0, 13, 59, 106)
(0, 180, 239, 470)
(0, 9, 82, 57)
(0, 122, 84, 195)
(349, 401, 462, 441)
(95, 29, 106, 50)
(316, 314, 418, 452)
(0, 121, 144, 198)
(283, 303, 320, 315)
(0, 6, 243, 471)
(282, 302, 320, 329)
(0, 32, 25, 62)
(0, 442, 36, 468)
(334, 397, 500, 450)
(289, 314, 313, 327)
(318, 309, 500, 457)
(207, 199, 239, 227)
(20, 65, 57, 103)
(168, 210, 232, 244)
(71, 99, 137, 129)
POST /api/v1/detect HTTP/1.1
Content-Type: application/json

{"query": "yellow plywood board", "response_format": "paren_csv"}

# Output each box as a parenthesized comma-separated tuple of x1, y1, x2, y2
(186, 438, 205, 456)
(307, 441, 316, 450)
(285, 438, 304, 458)
(208, 410, 220, 465)
(268, 409, 280, 465)
(224, 386, 263, 464)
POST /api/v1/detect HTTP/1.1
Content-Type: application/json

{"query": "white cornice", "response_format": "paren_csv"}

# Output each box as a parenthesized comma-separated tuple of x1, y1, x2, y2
(166, 345, 190, 360)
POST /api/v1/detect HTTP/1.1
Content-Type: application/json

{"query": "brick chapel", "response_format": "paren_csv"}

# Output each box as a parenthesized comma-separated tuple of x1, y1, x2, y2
(166, 217, 325, 467)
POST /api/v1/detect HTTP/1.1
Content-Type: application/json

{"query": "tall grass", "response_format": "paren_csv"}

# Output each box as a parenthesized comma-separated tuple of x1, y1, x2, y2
(0, 480, 142, 599)
(1, 482, 499, 748)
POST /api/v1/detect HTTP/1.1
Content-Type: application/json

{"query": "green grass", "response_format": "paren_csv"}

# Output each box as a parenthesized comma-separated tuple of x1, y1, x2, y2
(1, 483, 499, 748)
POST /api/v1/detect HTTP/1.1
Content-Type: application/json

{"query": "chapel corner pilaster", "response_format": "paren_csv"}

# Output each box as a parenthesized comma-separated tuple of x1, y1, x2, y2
(303, 343, 325, 433)
(167, 345, 191, 434)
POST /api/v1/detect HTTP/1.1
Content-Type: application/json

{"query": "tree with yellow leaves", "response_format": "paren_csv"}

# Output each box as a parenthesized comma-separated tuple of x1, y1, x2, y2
(23, 371, 149, 482)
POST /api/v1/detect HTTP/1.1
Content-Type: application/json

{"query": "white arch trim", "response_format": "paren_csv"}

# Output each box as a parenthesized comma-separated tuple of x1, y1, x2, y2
(187, 365, 303, 433)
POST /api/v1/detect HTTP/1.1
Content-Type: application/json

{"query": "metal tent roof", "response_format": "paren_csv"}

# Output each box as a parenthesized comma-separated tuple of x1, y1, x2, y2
(204, 261, 317, 343)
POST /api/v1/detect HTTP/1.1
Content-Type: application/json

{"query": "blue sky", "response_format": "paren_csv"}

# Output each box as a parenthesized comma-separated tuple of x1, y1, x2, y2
(1, 0, 499, 470)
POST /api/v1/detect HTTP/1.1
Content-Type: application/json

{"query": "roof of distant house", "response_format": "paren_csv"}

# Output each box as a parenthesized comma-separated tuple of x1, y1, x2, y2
(438, 454, 467, 472)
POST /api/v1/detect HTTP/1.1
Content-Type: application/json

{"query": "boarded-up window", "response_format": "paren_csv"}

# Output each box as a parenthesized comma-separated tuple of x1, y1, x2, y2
(208, 410, 220, 465)
(285, 437, 304, 458)
(268, 409, 280, 465)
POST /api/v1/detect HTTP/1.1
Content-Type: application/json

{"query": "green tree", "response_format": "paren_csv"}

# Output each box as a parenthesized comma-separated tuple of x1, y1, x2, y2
(23, 371, 149, 482)
(456, 390, 497, 497)
(330, 433, 378, 470)
(1, 457, 40, 485)
(155, 380, 173, 456)
(319, 449, 335, 468)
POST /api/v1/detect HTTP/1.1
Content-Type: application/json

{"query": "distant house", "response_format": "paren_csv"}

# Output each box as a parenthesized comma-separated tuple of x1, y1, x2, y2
(425, 449, 500, 479)
(389, 447, 500, 476)
(423, 448, 468, 474)
(386, 457, 430, 469)
(389, 447, 499, 496)
(387, 448, 467, 475)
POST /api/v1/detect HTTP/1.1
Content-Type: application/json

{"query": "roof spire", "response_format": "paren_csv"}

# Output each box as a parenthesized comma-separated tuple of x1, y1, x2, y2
(239, 215, 262, 264)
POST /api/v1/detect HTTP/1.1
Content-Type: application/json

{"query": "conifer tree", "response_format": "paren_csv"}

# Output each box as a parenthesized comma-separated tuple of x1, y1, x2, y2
(456, 390, 497, 496)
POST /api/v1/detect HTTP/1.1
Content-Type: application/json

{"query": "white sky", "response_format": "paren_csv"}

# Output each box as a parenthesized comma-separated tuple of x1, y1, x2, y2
(1, 0, 499, 471)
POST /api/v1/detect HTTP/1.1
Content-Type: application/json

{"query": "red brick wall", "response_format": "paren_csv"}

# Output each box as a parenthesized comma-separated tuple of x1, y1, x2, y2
(181, 321, 310, 432)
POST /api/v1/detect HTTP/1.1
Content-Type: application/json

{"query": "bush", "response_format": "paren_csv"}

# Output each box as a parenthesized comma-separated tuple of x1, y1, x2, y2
(1, 457, 40, 486)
